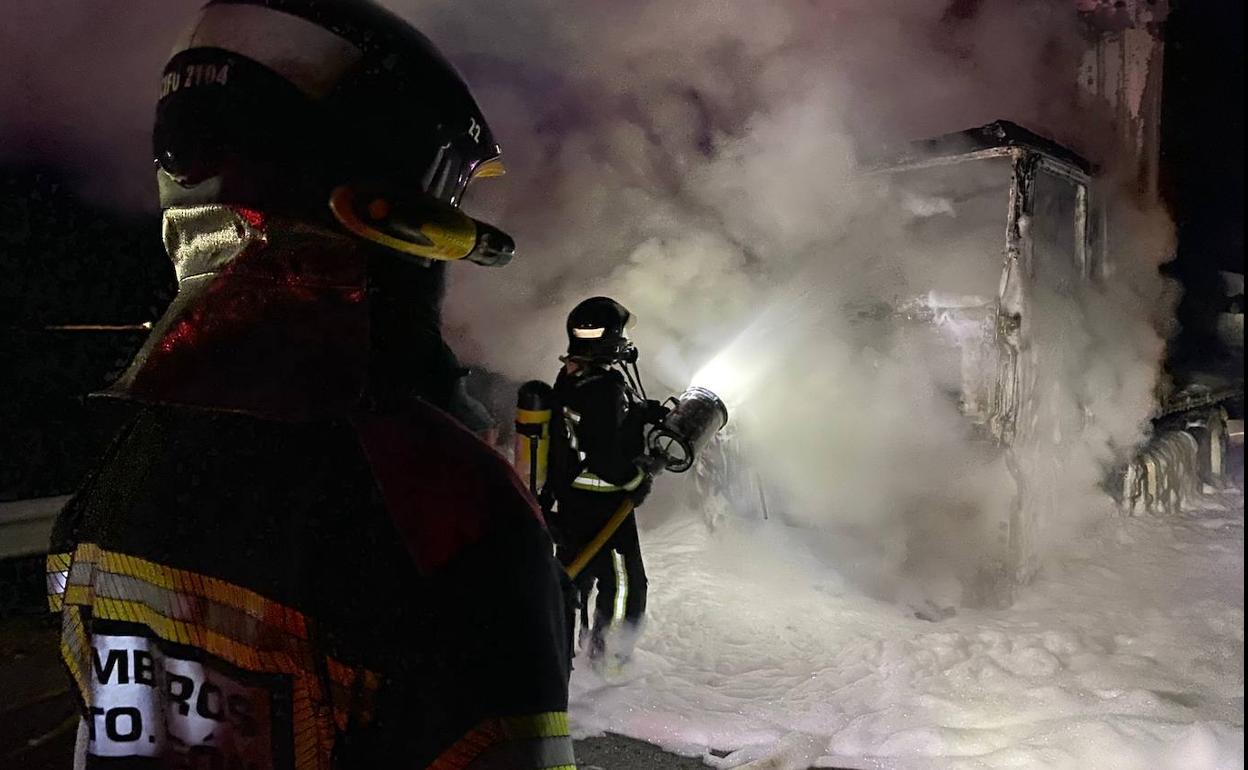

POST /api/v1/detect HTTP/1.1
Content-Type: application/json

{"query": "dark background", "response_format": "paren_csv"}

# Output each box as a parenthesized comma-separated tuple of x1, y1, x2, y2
(1160, 0, 1244, 369)
(0, 170, 171, 501)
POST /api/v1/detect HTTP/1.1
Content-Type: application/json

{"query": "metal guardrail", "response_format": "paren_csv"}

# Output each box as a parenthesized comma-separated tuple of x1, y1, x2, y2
(0, 496, 70, 560)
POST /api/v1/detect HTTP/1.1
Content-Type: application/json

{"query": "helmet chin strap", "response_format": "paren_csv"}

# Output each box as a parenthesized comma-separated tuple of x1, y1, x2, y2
(561, 345, 647, 400)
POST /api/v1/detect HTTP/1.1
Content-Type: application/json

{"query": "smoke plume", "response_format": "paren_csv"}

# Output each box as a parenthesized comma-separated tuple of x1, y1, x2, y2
(1, 0, 1177, 604)
(401, 0, 1176, 604)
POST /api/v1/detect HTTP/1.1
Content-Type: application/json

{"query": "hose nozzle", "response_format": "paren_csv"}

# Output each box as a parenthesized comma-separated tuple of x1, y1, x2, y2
(646, 386, 729, 473)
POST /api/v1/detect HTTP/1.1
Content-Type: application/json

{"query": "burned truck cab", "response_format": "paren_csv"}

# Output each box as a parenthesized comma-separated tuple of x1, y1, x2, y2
(692, 121, 1109, 606)
(858, 121, 1105, 593)
(862, 120, 1099, 449)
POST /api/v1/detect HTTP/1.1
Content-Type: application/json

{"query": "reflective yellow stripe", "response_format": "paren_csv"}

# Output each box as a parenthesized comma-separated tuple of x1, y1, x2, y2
(573, 468, 644, 493)
(515, 408, 552, 424)
(52, 543, 381, 768)
(467, 735, 576, 770)
(429, 712, 572, 770)
(80, 547, 310, 637)
(571, 472, 623, 491)
(59, 605, 89, 705)
(499, 711, 569, 740)
(47, 552, 71, 571)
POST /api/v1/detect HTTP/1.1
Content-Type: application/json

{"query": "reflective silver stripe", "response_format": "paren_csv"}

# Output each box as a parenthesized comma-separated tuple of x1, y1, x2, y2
(571, 473, 621, 491)
(170, 4, 363, 98)
(467, 736, 577, 770)
(72, 569, 307, 657)
(47, 569, 68, 599)
(611, 549, 627, 623)
(563, 408, 584, 457)
(571, 468, 644, 492)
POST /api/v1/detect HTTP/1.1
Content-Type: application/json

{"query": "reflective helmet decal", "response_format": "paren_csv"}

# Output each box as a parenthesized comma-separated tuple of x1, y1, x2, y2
(167, 4, 362, 99)
(565, 297, 636, 360)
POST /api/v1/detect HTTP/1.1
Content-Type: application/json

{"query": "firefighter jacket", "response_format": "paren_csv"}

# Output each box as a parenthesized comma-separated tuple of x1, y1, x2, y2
(46, 206, 575, 770)
(548, 366, 648, 496)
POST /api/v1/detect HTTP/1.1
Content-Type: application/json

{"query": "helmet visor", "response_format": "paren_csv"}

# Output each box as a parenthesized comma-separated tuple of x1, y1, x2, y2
(422, 145, 505, 206)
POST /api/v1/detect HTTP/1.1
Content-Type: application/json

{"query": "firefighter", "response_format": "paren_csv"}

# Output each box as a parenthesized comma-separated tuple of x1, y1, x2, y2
(47, 3, 574, 768)
(546, 297, 666, 670)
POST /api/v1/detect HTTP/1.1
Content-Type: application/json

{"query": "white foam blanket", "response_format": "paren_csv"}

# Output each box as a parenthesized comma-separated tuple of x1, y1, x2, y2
(570, 494, 1244, 770)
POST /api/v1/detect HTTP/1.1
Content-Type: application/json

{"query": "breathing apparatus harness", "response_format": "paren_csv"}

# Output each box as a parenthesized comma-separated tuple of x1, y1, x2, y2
(515, 335, 728, 578)
(559, 380, 727, 579)
(516, 348, 649, 506)
(615, 345, 650, 406)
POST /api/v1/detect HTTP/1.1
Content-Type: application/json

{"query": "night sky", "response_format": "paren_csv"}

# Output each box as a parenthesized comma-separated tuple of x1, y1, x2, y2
(1161, 0, 1244, 366)
(1162, 0, 1244, 274)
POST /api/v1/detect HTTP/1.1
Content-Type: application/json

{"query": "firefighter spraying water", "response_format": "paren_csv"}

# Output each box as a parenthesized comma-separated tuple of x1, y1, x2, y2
(515, 297, 727, 674)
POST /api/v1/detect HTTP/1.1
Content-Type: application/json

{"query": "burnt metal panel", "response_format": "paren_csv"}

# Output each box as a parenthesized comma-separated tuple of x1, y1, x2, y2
(860, 120, 1094, 179)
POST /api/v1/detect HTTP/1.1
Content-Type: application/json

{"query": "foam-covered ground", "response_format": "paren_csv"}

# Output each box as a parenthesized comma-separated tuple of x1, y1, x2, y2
(569, 492, 1244, 769)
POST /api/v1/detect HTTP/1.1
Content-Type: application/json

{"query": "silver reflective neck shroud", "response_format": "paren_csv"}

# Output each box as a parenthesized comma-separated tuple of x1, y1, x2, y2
(103, 205, 371, 421)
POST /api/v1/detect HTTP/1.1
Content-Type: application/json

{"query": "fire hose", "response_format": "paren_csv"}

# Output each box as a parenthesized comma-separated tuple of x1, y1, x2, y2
(564, 496, 642, 580)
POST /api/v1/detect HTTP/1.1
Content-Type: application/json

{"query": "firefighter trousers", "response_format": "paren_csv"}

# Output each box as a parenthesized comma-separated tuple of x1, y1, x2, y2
(555, 492, 648, 638)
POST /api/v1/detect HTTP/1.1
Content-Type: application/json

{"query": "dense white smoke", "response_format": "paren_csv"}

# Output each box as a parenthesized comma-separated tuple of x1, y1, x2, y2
(401, 0, 1177, 606)
(1, 0, 1177, 606)
(0, 1, 192, 206)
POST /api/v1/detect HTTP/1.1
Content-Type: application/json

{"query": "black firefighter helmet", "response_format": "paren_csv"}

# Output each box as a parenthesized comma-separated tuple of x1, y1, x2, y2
(566, 297, 638, 363)
(153, 0, 512, 266)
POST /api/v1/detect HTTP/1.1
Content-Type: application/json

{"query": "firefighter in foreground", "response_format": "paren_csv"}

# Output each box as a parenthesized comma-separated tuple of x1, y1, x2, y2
(47, 2, 573, 768)
(544, 298, 668, 671)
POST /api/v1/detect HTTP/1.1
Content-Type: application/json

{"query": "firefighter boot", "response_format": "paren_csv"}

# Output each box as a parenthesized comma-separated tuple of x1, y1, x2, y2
(597, 617, 646, 680)
(587, 611, 610, 670)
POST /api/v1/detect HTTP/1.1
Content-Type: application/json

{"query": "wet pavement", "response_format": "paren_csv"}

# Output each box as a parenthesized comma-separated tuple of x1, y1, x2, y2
(0, 614, 78, 770)
(574, 734, 712, 769)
